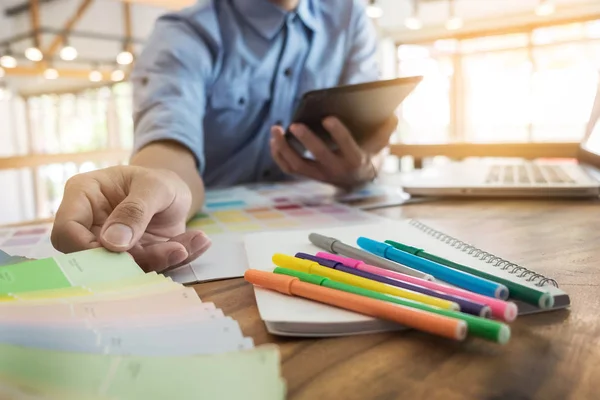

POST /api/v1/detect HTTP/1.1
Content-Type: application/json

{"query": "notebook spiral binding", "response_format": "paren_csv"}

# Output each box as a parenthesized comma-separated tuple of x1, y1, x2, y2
(408, 220, 558, 288)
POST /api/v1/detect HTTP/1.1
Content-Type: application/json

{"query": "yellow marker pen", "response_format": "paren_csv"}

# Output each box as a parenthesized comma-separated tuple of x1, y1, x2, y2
(272, 254, 460, 311)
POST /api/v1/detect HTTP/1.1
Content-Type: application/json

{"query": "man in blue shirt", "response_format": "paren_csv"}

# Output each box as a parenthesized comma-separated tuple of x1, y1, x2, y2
(50, 0, 398, 272)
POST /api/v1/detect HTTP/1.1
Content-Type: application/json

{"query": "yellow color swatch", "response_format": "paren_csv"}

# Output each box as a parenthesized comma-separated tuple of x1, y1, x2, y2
(264, 219, 300, 229)
(212, 211, 252, 223)
(227, 223, 263, 232)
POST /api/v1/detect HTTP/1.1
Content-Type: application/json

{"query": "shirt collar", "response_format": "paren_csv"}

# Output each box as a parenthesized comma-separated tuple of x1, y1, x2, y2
(232, 0, 319, 40)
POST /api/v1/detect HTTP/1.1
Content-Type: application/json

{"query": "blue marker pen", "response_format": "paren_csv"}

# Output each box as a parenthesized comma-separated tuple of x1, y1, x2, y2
(356, 237, 508, 299)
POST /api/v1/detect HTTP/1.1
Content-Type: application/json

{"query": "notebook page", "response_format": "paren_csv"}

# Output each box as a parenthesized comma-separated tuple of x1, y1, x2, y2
(386, 220, 567, 297)
(387, 220, 569, 312)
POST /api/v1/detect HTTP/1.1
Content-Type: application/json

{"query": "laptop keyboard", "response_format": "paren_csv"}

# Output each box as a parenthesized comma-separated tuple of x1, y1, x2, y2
(485, 164, 576, 185)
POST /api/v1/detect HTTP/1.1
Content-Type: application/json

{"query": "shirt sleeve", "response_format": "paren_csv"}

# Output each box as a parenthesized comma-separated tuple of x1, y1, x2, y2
(131, 16, 214, 174)
(339, 0, 380, 85)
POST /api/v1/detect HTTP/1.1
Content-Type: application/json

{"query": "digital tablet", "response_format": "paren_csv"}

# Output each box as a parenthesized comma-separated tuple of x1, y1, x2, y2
(284, 76, 423, 157)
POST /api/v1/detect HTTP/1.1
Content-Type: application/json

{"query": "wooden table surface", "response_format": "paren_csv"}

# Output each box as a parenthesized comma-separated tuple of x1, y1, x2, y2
(193, 198, 600, 400)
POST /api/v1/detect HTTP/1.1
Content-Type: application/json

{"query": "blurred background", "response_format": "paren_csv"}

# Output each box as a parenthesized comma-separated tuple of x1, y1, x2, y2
(0, 0, 599, 225)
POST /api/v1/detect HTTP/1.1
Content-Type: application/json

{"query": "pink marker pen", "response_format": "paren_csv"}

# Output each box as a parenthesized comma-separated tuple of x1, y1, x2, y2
(316, 251, 518, 322)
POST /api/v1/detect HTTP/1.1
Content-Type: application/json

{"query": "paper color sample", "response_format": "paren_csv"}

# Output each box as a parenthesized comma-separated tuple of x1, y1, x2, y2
(0, 246, 285, 399)
(0, 344, 285, 400)
(0, 317, 253, 356)
(0, 249, 10, 265)
(0, 248, 144, 294)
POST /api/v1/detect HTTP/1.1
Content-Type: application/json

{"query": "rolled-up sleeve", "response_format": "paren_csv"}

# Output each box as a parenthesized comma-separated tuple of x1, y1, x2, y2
(339, 0, 380, 85)
(131, 17, 214, 173)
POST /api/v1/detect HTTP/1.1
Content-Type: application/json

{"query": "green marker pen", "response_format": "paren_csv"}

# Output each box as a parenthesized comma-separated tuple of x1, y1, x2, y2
(273, 267, 511, 344)
(384, 240, 553, 309)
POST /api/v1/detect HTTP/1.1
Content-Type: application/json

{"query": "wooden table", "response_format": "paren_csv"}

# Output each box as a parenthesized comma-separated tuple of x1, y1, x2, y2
(193, 198, 600, 400)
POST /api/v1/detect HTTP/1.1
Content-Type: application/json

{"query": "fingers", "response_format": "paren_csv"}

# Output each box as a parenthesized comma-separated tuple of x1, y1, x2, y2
(288, 124, 336, 165)
(51, 176, 102, 254)
(323, 117, 364, 168)
(270, 126, 294, 174)
(99, 173, 176, 252)
(270, 126, 326, 181)
(51, 221, 102, 254)
(162, 231, 212, 272)
(128, 241, 188, 272)
(125, 230, 211, 273)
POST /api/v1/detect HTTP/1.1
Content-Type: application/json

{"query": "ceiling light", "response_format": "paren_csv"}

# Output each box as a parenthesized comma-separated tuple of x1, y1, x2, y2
(116, 50, 134, 65)
(111, 69, 125, 82)
(445, 16, 463, 30)
(25, 47, 43, 62)
(43, 67, 59, 80)
(535, 1, 555, 16)
(0, 53, 17, 69)
(405, 16, 422, 30)
(60, 45, 78, 61)
(89, 69, 103, 82)
(366, 0, 383, 19)
(445, 0, 462, 31)
(405, 0, 421, 30)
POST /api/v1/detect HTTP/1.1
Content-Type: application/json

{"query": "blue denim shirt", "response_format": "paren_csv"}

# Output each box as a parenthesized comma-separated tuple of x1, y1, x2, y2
(131, 0, 379, 188)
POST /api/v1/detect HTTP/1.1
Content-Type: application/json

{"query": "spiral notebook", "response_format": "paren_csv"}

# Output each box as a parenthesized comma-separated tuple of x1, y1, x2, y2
(243, 219, 570, 336)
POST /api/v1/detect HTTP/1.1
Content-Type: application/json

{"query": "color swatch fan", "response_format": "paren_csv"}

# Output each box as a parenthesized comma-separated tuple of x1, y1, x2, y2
(0, 248, 285, 399)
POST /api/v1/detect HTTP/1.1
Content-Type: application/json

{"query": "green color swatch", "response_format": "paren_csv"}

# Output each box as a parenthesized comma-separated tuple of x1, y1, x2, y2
(0, 248, 144, 295)
(0, 343, 285, 400)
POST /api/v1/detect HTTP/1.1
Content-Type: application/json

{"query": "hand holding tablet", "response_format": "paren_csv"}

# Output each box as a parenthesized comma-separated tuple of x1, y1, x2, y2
(269, 76, 423, 188)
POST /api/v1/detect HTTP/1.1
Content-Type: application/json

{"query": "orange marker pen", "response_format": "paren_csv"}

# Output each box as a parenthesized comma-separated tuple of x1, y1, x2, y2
(245, 269, 467, 341)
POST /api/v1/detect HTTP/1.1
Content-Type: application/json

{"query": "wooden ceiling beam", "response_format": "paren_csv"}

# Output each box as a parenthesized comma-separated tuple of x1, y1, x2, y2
(3, 65, 126, 81)
(123, 1, 133, 52)
(44, 0, 94, 57)
(114, 0, 193, 10)
(29, 0, 41, 48)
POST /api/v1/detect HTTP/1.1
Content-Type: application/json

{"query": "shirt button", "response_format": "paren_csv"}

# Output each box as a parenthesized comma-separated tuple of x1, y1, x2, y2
(275, 120, 283, 126)
(284, 68, 292, 77)
(238, 97, 245, 106)
(263, 169, 272, 178)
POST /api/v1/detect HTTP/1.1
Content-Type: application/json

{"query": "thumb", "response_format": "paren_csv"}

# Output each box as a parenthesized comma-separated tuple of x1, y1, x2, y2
(100, 195, 154, 251)
(99, 170, 178, 252)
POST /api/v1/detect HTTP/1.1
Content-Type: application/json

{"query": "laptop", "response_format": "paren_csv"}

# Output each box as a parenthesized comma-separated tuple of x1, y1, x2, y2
(400, 82, 600, 198)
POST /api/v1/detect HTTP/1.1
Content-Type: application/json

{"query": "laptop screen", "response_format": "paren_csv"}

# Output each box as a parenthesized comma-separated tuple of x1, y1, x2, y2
(581, 79, 600, 156)
(582, 113, 600, 156)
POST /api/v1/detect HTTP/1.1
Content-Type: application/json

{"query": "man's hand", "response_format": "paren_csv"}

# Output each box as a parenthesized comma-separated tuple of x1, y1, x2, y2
(269, 115, 397, 189)
(51, 166, 211, 272)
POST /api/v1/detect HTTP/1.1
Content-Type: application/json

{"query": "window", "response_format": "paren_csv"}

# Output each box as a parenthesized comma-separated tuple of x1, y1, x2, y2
(395, 19, 600, 145)
(395, 43, 454, 144)
(0, 83, 133, 224)
(462, 46, 532, 142)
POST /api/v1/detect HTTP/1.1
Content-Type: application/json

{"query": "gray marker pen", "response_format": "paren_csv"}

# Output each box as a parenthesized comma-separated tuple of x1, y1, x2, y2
(308, 233, 434, 281)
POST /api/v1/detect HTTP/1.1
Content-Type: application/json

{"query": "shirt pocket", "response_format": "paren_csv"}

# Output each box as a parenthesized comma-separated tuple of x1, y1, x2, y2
(210, 81, 249, 111)
(207, 76, 271, 138)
